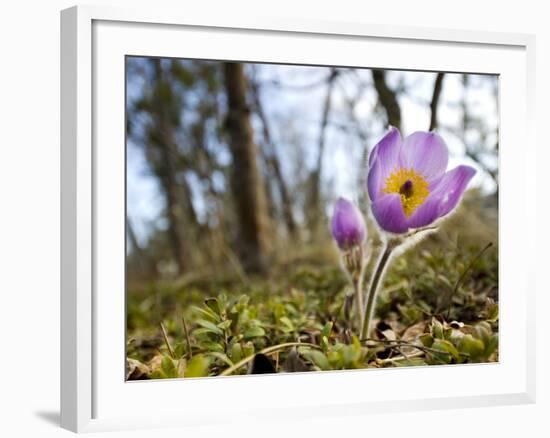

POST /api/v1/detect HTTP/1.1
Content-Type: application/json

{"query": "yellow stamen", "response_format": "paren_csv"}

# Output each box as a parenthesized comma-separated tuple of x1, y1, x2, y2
(383, 167, 430, 217)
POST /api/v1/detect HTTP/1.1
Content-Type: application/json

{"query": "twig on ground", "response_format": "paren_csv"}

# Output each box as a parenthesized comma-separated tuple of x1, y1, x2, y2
(181, 315, 193, 359)
(446, 242, 493, 319)
(219, 342, 320, 376)
(160, 322, 175, 359)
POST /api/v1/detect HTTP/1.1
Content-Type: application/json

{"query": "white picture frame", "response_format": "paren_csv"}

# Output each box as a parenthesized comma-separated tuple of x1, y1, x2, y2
(60, 4, 536, 433)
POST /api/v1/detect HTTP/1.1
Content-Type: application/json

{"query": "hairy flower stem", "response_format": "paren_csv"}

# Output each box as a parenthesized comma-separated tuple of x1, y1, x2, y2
(353, 276, 364, 333)
(361, 241, 396, 340)
(342, 245, 367, 335)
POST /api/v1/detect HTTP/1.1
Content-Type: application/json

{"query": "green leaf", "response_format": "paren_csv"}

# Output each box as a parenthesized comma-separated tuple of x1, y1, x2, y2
(208, 352, 234, 367)
(184, 354, 210, 378)
(279, 316, 294, 330)
(173, 342, 186, 358)
(161, 356, 178, 378)
(238, 295, 250, 307)
(484, 334, 499, 358)
(431, 339, 459, 361)
(486, 302, 499, 322)
(306, 350, 330, 370)
(230, 343, 243, 362)
(431, 319, 444, 339)
(244, 326, 266, 339)
(459, 334, 485, 361)
(217, 293, 228, 313)
(198, 341, 225, 353)
(321, 321, 333, 338)
(192, 328, 219, 338)
(205, 297, 221, 315)
(195, 319, 224, 336)
(191, 305, 220, 323)
(243, 341, 255, 357)
(419, 333, 434, 347)
(217, 320, 232, 331)
(475, 322, 492, 344)
(327, 350, 343, 369)
(342, 344, 361, 367)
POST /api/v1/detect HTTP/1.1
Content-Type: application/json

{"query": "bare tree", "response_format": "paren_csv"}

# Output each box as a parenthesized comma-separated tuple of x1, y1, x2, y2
(250, 77, 298, 238)
(126, 218, 156, 277)
(148, 59, 189, 274)
(308, 68, 339, 231)
(223, 62, 271, 273)
(459, 75, 498, 185)
(371, 69, 401, 130)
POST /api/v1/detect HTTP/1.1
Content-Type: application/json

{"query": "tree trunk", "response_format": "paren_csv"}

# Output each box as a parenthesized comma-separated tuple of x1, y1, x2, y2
(372, 69, 401, 130)
(151, 59, 187, 274)
(223, 62, 270, 274)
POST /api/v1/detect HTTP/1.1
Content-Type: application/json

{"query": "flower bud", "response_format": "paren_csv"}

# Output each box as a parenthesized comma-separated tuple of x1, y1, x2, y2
(331, 197, 367, 250)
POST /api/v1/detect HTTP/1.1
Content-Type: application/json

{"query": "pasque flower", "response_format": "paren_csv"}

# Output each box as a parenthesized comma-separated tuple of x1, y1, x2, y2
(367, 127, 476, 234)
(331, 197, 368, 332)
(331, 197, 367, 250)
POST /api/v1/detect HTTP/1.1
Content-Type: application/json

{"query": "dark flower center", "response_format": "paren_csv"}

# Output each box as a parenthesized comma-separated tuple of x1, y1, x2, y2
(384, 168, 430, 217)
(399, 179, 414, 198)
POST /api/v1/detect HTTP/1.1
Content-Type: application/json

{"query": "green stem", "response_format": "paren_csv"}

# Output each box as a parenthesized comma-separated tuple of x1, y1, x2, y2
(361, 242, 394, 340)
(353, 277, 364, 333)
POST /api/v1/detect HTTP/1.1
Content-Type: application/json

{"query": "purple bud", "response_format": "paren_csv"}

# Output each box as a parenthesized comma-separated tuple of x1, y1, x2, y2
(331, 197, 367, 250)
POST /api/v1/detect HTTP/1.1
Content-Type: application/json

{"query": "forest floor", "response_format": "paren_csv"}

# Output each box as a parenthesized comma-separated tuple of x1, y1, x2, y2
(126, 193, 499, 379)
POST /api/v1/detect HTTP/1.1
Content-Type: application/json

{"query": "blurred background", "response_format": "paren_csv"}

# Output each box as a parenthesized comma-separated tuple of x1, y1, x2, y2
(125, 59, 499, 375)
(126, 58, 498, 283)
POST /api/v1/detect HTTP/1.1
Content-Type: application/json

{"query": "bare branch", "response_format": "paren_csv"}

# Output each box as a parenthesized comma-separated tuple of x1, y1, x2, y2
(429, 73, 445, 131)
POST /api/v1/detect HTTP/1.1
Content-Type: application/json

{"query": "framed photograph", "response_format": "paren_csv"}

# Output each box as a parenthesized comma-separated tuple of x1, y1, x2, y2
(61, 5, 536, 432)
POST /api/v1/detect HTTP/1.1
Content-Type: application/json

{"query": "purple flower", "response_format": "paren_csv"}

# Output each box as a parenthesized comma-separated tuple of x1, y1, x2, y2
(367, 127, 476, 234)
(331, 197, 367, 250)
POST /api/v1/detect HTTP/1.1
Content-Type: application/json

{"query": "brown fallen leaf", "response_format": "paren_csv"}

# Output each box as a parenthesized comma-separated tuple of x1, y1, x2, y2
(399, 321, 427, 356)
(126, 358, 150, 380)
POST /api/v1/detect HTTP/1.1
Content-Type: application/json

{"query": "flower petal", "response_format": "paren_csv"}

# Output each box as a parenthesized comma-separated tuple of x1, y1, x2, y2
(408, 165, 476, 228)
(371, 194, 409, 234)
(368, 126, 402, 178)
(367, 156, 383, 202)
(399, 131, 448, 181)
(432, 165, 477, 217)
(406, 195, 443, 229)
